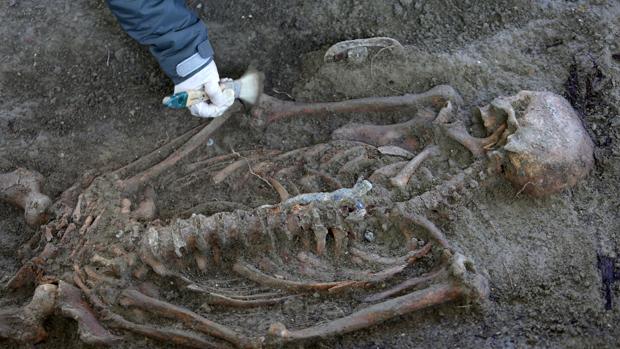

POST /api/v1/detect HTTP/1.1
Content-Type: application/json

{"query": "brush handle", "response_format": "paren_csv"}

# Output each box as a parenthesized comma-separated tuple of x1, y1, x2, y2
(162, 80, 239, 109)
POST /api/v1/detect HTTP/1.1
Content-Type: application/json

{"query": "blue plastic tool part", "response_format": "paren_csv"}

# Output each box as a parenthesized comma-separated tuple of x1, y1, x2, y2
(162, 91, 189, 109)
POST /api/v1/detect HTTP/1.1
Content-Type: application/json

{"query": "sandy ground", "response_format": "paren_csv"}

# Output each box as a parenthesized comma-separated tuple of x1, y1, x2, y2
(1, 0, 620, 348)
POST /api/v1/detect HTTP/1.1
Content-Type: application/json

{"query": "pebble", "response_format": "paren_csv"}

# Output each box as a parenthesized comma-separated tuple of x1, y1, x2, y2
(114, 48, 125, 62)
(364, 230, 376, 242)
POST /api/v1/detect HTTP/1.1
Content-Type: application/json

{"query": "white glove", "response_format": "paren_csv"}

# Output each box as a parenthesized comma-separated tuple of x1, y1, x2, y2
(174, 61, 235, 118)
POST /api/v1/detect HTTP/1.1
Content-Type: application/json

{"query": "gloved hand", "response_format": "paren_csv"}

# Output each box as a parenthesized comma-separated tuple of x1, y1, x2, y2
(173, 61, 235, 118)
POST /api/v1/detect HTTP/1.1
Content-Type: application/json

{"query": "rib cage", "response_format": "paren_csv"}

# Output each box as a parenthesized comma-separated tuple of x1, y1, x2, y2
(158, 139, 461, 220)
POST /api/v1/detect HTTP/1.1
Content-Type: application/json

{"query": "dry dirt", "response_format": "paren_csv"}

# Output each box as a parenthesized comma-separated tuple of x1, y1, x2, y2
(1, 0, 620, 348)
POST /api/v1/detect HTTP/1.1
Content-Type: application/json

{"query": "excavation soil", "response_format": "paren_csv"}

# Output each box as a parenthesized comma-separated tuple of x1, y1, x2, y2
(1, 0, 620, 348)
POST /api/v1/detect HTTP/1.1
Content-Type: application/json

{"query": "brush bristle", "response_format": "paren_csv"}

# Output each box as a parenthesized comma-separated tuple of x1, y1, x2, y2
(237, 67, 264, 105)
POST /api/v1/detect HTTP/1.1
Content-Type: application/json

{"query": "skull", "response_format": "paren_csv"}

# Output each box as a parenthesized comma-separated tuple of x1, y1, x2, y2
(478, 91, 594, 197)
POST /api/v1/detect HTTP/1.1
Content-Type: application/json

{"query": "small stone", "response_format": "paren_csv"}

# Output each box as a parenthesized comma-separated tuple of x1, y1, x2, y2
(364, 230, 375, 242)
(114, 48, 125, 62)
(610, 116, 620, 128)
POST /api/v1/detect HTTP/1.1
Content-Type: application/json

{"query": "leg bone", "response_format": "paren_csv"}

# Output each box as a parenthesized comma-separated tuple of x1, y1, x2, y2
(118, 289, 256, 348)
(252, 85, 463, 126)
(57, 281, 120, 345)
(0, 284, 57, 343)
(0, 168, 51, 227)
(267, 253, 488, 345)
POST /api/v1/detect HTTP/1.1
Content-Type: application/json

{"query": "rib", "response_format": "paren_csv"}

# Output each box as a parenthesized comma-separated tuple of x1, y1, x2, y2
(186, 286, 294, 308)
(233, 261, 360, 293)
(349, 243, 432, 266)
(390, 145, 440, 188)
(363, 268, 445, 302)
(120, 109, 236, 195)
(399, 213, 452, 250)
(112, 122, 205, 179)
(369, 161, 408, 181)
(268, 177, 290, 201)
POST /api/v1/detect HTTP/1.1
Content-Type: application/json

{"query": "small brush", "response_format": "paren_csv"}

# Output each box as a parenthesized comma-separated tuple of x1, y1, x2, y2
(162, 67, 264, 109)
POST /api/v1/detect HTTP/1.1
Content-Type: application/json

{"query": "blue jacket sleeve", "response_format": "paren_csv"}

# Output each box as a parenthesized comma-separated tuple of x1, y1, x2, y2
(106, 0, 214, 84)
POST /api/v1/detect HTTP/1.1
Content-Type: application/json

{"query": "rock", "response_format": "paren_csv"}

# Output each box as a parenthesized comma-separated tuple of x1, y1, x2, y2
(114, 48, 125, 62)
